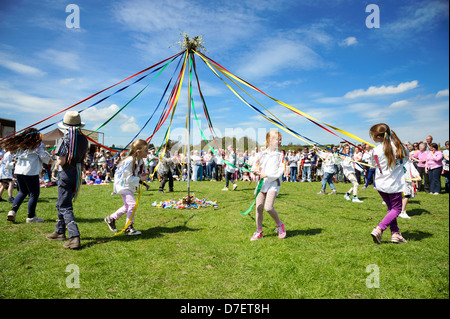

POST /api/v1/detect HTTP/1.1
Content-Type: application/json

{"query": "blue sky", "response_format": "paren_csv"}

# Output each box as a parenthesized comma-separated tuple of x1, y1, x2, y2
(0, 0, 448, 149)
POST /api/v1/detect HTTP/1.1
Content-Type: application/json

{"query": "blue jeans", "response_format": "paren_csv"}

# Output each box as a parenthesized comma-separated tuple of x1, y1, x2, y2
(193, 165, 203, 181)
(302, 165, 311, 182)
(12, 174, 40, 218)
(55, 170, 80, 238)
(365, 168, 376, 188)
(206, 162, 214, 179)
(225, 172, 235, 187)
(321, 172, 336, 191)
(290, 167, 297, 182)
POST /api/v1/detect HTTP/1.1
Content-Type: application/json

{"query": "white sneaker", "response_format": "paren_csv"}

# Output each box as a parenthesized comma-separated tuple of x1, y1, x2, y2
(125, 225, 141, 236)
(344, 193, 351, 201)
(399, 211, 411, 219)
(7, 210, 16, 222)
(26, 216, 45, 223)
(352, 197, 363, 203)
(221, 187, 229, 191)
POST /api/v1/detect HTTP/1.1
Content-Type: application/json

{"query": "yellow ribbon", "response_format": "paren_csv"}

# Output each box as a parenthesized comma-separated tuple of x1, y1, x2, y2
(115, 184, 142, 236)
(194, 51, 375, 148)
(195, 52, 315, 147)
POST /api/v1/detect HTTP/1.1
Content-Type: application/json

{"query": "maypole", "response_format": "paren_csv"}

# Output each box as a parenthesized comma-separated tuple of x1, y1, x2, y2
(186, 49, 192, 204)
(175, 33, 207, 205)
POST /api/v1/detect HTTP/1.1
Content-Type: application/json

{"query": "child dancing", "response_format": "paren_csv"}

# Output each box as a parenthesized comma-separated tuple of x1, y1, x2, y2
(250, 130, 286, 241)
(341, 144, 364, 203)
(46, 111, 89, 249)
(104, 139, 149, 236)
(3, 128, 51, 223)
(399, 160, 421, 219)
(315, 146, 337, 195)
(369, 123, 409, 244)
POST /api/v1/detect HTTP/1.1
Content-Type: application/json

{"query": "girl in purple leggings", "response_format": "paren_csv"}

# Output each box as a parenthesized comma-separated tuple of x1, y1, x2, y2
(369, 123, 409, 244)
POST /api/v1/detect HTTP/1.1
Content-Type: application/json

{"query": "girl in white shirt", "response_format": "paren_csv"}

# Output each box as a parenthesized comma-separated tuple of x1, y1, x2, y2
(250, 130, 286, 241)
(3, 128, 51, 223)
(315, 146, 337, 195)
(104, 139, 149, 236)
(369, 123, 408, 244)
(0, 147, 16, 203)
(340, 144, 364, 203)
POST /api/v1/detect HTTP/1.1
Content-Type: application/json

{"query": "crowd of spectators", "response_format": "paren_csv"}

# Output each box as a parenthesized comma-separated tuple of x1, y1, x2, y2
(1, 135, 449, 202)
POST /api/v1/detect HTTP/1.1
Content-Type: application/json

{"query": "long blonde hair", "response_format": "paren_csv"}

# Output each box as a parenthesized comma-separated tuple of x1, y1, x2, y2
(126, 139, 148, 173)
(369, 123, 407, 168)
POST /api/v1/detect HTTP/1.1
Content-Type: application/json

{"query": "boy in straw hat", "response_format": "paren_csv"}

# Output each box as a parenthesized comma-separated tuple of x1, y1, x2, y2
(46, 111, 88, 249)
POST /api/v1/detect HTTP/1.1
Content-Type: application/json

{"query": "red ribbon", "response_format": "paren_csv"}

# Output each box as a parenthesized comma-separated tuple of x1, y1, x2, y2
(1, 51, 183, 142)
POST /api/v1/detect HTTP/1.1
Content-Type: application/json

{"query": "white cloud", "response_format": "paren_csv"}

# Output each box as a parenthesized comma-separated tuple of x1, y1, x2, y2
(112, 0, 264, 59)
(0, 82, 61, 114)
(120, 116, 140, 132)
(389, 100, 409, 108)
(0, 52, 46, 76)
(383, 1, 449, 38)
(37, 49, 81, 70)
(436, 89, 449, 98)
(339, 37, 358, 47)
(82, 104, 139, 133)
(235, 38, 324, 80)
(344, 80, 419, 98)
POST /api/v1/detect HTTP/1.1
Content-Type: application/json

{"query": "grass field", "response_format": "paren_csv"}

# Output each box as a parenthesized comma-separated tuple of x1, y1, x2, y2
(0, 179, 448, 299)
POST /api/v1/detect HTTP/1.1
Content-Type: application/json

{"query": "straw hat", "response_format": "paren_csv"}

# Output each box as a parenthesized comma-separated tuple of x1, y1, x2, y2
(58, 111, 85, 129)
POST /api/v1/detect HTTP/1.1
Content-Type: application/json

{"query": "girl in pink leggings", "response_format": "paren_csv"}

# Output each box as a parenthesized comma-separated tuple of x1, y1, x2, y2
(369, 123, 409, 244)
(104, 139, 148, 236)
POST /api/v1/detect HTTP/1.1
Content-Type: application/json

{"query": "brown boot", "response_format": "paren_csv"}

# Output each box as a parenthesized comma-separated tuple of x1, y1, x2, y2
(46, 232, 66, 241)
(63, 236, 81, 249)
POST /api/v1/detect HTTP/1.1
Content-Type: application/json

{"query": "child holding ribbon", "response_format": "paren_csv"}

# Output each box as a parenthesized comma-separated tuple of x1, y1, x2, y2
(340, 144, 364, 203)
(369, 123, 409, 244)
(104, 139, 149, 236)
(250, 130, 286, 241)
(315, 146, 337, 195)
(3, 128, 51, 223)
(399, 160, 421, 219)
(45, 111, 89, 249)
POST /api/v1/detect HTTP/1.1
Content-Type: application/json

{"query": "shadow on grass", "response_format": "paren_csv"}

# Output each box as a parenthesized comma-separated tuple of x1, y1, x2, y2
(408, 208, 431, 217)
(81, 212, 201, 249)
(287, 228, 322, 237)
(402, 230, 433, 241)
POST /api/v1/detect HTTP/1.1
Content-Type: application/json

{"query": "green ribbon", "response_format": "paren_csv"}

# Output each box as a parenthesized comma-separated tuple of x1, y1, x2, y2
(87, 56, 175, 137)
(240, 179, 263, 215)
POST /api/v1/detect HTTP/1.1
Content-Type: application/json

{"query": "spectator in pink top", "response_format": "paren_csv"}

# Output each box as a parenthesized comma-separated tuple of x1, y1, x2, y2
(410, 143, 428, 192)
(425, 143, 443, 195)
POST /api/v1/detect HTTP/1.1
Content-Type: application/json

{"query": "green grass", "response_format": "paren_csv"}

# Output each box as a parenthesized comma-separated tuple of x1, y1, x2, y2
(0, 180, 448, 299)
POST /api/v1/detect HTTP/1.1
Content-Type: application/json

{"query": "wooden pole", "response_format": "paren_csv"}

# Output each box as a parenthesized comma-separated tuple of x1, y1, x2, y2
(186, 50, 192, 204)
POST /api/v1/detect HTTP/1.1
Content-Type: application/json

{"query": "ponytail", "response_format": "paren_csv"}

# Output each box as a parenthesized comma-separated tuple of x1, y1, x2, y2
(370, 123, 406, 168)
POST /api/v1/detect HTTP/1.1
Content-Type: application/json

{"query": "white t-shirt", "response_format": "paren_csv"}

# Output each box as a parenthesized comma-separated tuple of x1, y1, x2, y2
(253, 150, 285, 195)
(113, 157, 143, 195)
(372, 143, 406, 194)
(317, 150, 336, 174)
